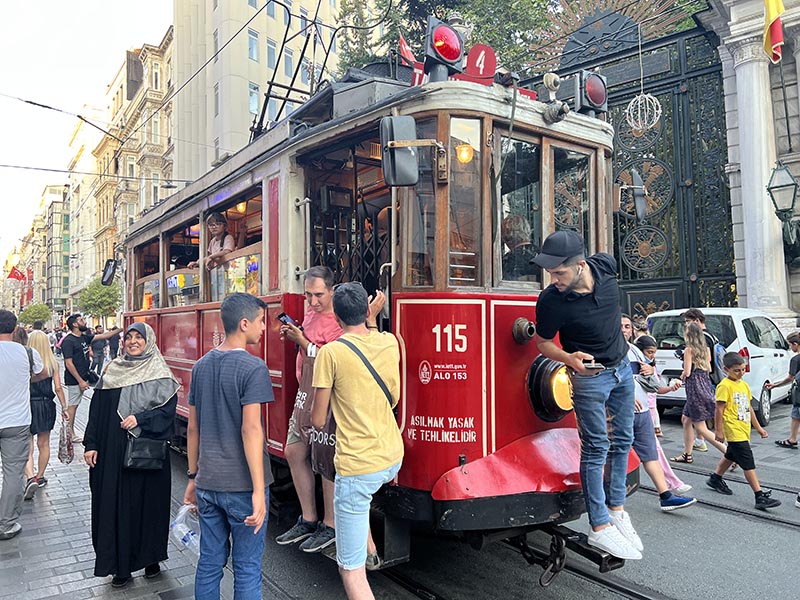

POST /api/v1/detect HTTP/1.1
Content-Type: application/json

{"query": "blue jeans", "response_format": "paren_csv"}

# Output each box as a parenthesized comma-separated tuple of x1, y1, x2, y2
(334, 462, 401, 570)
(195, 488, 268, 600)
(569, 359, 634, 528)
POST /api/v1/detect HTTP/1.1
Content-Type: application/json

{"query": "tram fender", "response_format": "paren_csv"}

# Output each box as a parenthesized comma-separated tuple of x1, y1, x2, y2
(430, 428, 640, 501)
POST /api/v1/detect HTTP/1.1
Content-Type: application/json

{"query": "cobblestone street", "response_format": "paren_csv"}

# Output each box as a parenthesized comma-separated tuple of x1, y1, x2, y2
(0, 393, 235, 599)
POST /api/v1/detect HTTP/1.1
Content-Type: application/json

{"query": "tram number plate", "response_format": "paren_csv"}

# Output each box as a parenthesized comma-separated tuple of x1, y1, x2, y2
(432, 323, 467, 353)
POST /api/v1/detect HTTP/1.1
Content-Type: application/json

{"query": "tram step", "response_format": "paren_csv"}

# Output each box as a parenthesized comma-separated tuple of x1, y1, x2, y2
(542, 524, 625, 573)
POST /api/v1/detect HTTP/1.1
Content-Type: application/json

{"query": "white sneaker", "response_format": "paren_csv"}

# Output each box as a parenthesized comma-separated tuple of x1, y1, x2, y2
(673, 484, 692, 495)
(587, 525, 642, 560)
(693, 440, 708, 452)
(608, 510, 643, 552)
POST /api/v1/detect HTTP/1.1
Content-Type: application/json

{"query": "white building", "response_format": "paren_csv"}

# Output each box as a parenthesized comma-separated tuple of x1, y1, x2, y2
(172, 0, 353, 180)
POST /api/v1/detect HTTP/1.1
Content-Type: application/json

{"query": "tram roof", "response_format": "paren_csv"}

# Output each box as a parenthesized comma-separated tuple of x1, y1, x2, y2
(127, 76, 614, 245)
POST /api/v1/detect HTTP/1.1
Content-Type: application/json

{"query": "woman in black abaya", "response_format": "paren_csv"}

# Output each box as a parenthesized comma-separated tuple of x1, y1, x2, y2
(83, 322, 179, 588)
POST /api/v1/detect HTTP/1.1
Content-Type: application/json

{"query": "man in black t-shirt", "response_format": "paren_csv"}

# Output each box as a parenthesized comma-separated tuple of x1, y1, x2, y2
(532, 230, 641, 561)
(61, 314, 121, 442)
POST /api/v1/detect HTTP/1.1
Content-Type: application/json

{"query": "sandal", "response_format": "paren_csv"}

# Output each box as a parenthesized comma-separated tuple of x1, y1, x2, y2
(670, 452, 693, 463)
(775, 439, 799, 449)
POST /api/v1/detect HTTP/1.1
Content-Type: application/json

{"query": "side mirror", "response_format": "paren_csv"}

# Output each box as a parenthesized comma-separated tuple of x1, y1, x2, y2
(380, 116, 419, 187)
(101, 259, 118, 286)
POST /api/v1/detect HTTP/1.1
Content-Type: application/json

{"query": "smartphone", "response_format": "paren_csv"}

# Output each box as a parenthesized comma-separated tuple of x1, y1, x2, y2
(277, 312, 302, 329)
(582, 362, 606, 371)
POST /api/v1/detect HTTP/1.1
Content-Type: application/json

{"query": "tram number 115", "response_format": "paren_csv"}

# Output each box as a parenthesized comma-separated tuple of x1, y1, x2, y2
(432, 324, 467, 353)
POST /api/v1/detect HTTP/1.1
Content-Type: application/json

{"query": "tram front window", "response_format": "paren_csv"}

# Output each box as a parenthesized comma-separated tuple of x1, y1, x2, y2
(449, 118, 482, 287)
(500, 137, 541, 284)
(553, 148, 591, 241)
(405, 118, 437, 287)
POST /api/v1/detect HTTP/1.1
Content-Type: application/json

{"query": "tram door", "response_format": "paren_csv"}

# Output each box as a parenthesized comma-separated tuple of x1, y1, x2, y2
(304, 143, 393, 300)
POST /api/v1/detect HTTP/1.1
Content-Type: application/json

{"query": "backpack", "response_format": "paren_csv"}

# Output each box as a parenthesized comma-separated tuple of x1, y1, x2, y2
(704, 330, 726, 385)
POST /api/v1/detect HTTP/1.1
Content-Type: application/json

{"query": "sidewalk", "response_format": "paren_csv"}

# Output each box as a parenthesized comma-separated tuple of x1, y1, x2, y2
(0, 393, 225, 600)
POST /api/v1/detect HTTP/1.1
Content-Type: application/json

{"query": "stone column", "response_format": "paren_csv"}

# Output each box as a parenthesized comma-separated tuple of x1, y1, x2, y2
(730, 36, 792, 315)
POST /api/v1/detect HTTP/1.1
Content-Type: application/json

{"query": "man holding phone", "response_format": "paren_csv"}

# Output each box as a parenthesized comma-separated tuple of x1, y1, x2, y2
(532, 230, 640, 560)
(276, 266, 342, 553)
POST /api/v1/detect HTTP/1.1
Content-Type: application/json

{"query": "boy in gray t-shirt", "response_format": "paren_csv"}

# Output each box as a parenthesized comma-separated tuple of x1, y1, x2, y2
(183, 293, 274, 598)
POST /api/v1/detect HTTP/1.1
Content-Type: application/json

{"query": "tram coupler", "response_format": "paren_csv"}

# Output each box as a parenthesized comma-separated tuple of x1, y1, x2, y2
(542, 524, 625, 574)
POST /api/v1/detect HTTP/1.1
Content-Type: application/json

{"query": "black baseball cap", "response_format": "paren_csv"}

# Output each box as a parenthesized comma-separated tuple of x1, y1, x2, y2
(530, 230, 585, 269)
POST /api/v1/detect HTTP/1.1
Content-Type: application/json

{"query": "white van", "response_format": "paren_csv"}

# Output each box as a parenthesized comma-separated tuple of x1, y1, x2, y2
(646, 308, 792, 426)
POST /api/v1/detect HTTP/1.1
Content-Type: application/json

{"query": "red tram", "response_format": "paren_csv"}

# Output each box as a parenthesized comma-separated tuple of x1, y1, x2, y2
(123, 33, 638, 582)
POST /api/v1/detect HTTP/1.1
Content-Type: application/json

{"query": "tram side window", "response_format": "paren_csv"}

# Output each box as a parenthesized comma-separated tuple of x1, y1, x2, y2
(500, 137, 541, 283)
(165, 224, 201, 307)
(135, 239, 161, 310)
(405, 118, 437, 287)
(449, 118, 482, 287)
(203, 195, 264, 301)
(553, 148, 591, 243)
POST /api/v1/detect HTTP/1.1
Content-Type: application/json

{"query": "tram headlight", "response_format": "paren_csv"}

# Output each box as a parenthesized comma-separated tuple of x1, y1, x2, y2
(527, 355, 574, 422)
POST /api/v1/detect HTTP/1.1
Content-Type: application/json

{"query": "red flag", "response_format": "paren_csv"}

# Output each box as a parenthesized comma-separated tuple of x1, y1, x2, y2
(6, 266, 25, 281)
(764, 0, 785, 63)
(399, 33, 417, 64)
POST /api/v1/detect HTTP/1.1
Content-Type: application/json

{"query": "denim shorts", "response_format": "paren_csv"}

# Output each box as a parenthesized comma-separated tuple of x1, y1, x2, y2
(334, 461, 401, 570)
(791, 405, 800, 420)
(631, 411, 658, 463)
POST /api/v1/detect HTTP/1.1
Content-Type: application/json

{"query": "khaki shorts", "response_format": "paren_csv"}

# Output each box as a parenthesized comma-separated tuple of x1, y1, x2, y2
(65, 385, 84, 407)
(286, 407, 305, 446)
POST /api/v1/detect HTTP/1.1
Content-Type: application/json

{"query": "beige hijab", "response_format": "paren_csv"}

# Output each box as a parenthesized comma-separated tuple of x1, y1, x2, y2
(101, 322, 180, 437)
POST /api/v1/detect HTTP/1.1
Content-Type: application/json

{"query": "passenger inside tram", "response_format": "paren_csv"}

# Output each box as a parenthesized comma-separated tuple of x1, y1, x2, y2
(187, 212, 235, 271)
(501, 215, 538, 281)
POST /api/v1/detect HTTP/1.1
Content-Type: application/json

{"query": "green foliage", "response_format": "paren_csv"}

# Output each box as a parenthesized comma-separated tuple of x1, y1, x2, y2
(18, 303, 52, 325)
(77, 278, 121, 318)
(336, 0, 551, 75)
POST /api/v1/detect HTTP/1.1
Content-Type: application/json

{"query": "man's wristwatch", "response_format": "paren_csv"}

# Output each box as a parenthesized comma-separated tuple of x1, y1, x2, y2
(187, 471, 197, 480)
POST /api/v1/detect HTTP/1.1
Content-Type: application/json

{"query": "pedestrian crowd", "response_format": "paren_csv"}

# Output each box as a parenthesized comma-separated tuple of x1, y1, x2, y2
(2, 242, 799, 599)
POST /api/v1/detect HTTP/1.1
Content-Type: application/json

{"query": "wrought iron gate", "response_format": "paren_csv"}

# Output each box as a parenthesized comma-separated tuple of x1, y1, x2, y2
(606, 30, 735, 320)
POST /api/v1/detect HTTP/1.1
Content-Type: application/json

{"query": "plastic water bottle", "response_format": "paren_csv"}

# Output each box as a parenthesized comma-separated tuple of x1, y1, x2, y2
(181, 530, 201, 557)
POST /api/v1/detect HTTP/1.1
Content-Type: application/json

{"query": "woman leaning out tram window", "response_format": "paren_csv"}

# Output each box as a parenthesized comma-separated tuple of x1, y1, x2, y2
(187, 212, 236, 300)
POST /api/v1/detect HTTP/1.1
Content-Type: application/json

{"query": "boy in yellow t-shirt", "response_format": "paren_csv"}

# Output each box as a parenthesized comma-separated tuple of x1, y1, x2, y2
(706, 352, 781, 510)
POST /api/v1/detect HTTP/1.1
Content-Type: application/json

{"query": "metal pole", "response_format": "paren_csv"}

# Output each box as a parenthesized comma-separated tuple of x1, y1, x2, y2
(779, 60, 793, 153)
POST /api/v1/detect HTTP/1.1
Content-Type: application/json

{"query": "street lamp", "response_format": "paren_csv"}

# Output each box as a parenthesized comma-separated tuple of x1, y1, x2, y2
(766, 160, 800, 263)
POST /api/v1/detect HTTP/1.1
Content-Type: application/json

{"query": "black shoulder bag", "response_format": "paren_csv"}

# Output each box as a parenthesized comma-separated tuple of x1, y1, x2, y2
(123, 434, 168, 470)
(336, 338, 393, 405)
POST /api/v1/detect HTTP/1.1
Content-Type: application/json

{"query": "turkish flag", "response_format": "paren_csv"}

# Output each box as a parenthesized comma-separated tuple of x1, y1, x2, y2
(399, 33, 417, 65)
(6, 266, 25, 281)
(764, 0, 785, 63)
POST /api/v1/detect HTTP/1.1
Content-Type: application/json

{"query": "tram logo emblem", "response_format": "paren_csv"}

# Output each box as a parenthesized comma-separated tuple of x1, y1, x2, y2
(419, 360, 432, 385)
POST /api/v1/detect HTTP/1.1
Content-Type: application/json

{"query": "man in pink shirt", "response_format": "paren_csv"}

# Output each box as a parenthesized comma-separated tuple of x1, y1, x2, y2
(276, 267, 342, 553)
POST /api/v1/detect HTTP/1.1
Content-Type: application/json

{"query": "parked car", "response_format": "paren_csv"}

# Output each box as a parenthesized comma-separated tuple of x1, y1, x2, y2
(646, 308, 792, 426)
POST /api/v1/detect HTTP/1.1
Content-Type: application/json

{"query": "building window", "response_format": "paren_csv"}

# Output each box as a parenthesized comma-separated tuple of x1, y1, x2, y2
(214, 137, 220, 161)
(301, 58, 310, 85)
(139, 174, 146, 212)
(151, 112, 160, 144)
(152, 174, 160, 205)
(329, 0, 335, 7)
(249, 82, 260, 115)
(267, 0, 274, 18)
(214, 83, 220, 116)
(284, 0, 292, 26)
(329, 29, 336, 53)
(300, 8, 309, 37)
(141, 109, 148, 143)
(267, 39, 276, 69)
(152, 62, 161, 90)
(248, 29, 259, 61)
(248, 0, 257, 7)
(286, 101, 295, 115)
(268, 98, 277, 121)
(127, 157, 135, 178)
(284, 48, 294, 77)
(213, 30, 219, 62)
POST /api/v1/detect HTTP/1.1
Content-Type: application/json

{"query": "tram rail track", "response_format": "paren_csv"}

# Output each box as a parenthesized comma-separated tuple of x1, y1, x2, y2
(669, 463, 800, 495)
(638, 485, 800, 530)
